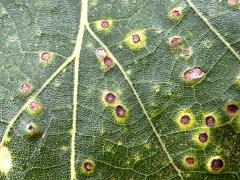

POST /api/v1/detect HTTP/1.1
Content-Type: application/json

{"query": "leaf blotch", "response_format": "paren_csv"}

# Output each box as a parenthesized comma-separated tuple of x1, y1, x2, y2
(0, 146, 12, 175)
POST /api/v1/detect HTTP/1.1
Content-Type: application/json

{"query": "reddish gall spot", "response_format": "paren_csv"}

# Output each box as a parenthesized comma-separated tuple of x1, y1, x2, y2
(101, 20, 110, 29)
(169, 37, 182, 48)
(20, 83, 31, 94)
(96, 48, 107, 59)
(180, 115, 190, 124)
(132, 34, 141, 43)
(115, 105, 126, 118)
(171, 10, 181, 17)
(84, 162, 94, 171)
(104, 56, 113, 68)
(228, 0, 240, 5)
(211, 159, 224, 171)
(205, 116, 216, 127)
(41, 52, 50, 61)
(227, 104, 239, 115)
(105, 92, 116, 104)
(183, 67, 205, 82)
(199, 133, 208, 143)
(29, 101, 41, 111)
(185, 157, 195, 165)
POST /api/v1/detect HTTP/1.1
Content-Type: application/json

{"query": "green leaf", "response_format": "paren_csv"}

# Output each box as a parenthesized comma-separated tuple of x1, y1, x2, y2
(0, 0, 240, 179)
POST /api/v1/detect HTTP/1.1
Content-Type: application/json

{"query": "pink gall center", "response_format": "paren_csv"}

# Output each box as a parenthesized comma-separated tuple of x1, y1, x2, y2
(21, 83, 31, 94)
(101, 20, 110, 29)
(183, 67, 204, 82)
(227, 104, 239, 115)
(132, 34, 141, 43)
(29, 102, 40, 111)
(105, 92, 116, 104)
(228, 0, 239, 5)
(185, 157, 195, 165)
(170, 38, 181, 47)
(171, 10, 181, 17)
(104, 56, 113, 68)
(96, 48, 107, 59)
(84, 162, 94, 171)
(41, 52, 50, 61)
(180, 115, 190, 124)
(116, 105, 126, 118)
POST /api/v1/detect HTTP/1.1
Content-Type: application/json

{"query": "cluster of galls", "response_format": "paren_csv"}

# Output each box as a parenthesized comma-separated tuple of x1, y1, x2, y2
(96, 48, 115, 72)
(103, 91, 128, 125)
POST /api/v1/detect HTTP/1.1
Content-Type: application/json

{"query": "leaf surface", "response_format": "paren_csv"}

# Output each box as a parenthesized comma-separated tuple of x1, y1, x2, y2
(0, 0, 240, 179)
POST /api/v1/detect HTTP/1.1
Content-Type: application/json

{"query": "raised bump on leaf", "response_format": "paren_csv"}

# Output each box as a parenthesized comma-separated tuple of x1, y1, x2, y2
(206, 156, 225, 173)
(96, 19, 113, 32)
(192, 129, 210, 148)
(20, 82, 32, 95)
(102, 90, 120, 107)
(25, 122, 42, 138)
(203, 112, 220, 127)
(40, 51, 54, 64)
(114, 105, 128, 125)
(124, 29, 147, 51)
(26, 99, 43, 115)
(96, 48, 115, 71)
(168, 36, 182, 49)
(181, 47, 192, 60)
(182, 67, 205, 85)
(0, 146, 12, 175)
(176, 109, 195, 130)
(170, 7, 184, 22)
(80, 159, 95, 176)
(183, 154, 197, 169)
(225, 101, 239, 116)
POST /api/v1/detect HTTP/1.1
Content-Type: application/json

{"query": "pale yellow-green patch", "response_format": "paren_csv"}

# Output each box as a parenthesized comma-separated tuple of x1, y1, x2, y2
(124, 29, 147, 51)
(182, 154, 198, 169)
(95, 19, 113, 33)
(0, 146, 12, 175)
(234, 75, 240, 88)
(206, 156, 225, 174)
(192, 128, 211, 148)
(175, 109, 196, 130)
(117, 140, 124, 146)
(181, 47, 193, 60)
(231, 114, 240, 133)
(133, 154, 141, 162)
(144, 143, 151, 149)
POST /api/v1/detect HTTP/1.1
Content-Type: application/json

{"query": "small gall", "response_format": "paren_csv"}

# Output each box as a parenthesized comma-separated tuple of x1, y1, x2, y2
(205, 116, 216, 127)
(169, 36, 182, 49)
(96, 19, 113, 32)
(20, 82, 32, 95)
(170, 7, 183, 22)
(183, 67, 205, 84)
(182, 48, 192, 59)
(105, 92, 116, 104)
(115, 105, 126, 118)
(207, 156, 225, 173)
(199, 133, 208, 143)
(80, 159, 95, 176)
(185, 157, 195, 165)
(132, 34, 141, 43)
(26, 122, 42, 138)
(101, 20, 110, 29)
(176, 110, 196, 130)
(193, 130, 210, 148)
(124, 29, 147, 51)
(226, 104, 239, 116)
(41, 52, 50, 61)
(180, 115, 190, 125)
(103, 56, 114, 68)
(26, 100, 43, 115)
